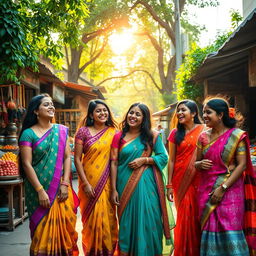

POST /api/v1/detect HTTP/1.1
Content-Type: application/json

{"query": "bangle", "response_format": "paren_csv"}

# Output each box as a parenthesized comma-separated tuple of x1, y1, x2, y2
(35, 185, 43, 192)
(60, 181, 70, 187)
(146, 157, 149, 164)
(110, 158, 118, 161)
(166, 184, 173, 189)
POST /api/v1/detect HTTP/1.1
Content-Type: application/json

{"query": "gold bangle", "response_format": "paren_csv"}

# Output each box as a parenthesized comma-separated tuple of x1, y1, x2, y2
(35, 185, 43, 192)
(146, 157, 149, 164)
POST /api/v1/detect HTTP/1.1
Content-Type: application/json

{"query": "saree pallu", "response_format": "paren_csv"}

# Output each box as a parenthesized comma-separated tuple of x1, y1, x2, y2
(116, 135, 173, 256)
(198, 128, 256, 256)
(19, 124, 78, 256)
(75, 127, 118, 256)
(169, 125, 204, 256)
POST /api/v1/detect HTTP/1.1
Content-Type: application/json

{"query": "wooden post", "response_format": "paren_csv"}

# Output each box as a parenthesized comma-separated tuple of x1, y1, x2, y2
(249, 47, 256, 87)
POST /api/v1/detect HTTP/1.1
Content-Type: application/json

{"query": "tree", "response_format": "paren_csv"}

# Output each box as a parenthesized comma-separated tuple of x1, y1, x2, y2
(0, 0, 88, 84)
(63, 0, 130, 83)
(125, 0, 219, 97)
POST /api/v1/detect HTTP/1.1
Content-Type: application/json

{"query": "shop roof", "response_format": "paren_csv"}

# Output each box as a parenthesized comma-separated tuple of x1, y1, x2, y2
(38, 62, 65, 85)
(152, 102, 177, 117)
(193, 8, 256, 81)
(64, 81, 105, 99)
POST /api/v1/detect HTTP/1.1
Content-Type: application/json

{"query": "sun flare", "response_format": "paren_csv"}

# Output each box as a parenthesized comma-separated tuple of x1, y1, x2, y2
(109, 29, 135, 55)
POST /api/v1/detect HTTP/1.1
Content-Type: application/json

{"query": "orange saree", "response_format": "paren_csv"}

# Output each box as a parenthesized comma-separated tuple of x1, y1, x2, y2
(168, 125, 204, 256)
(75, 126, 118, 256)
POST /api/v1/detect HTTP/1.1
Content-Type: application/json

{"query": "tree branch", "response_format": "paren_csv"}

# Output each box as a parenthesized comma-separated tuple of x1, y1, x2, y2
(78, 38, 107, 75)
(96, 69, 162, 93)
(64, 45, 70, 67)
(131, 0, 176, 44)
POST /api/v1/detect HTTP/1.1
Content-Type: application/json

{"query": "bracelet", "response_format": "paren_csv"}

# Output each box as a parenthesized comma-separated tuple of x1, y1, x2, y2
(146, 157, 149, 164)
(110, 158, 118, 161)
(166, 184, 173, 189)
(60, 181, 70, 187)
(35, 185, 43, 192)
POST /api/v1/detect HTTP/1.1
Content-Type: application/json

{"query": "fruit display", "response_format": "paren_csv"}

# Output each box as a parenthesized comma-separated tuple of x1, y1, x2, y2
(0, 152, 19, 176)
(0, 145, 19, 150)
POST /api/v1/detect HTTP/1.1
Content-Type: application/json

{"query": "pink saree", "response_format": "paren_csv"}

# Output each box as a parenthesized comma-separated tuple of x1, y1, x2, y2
(198, 128, 256, 256)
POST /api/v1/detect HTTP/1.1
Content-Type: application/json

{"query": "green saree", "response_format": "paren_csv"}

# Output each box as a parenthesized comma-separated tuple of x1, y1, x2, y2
(113, 132, 173, 256)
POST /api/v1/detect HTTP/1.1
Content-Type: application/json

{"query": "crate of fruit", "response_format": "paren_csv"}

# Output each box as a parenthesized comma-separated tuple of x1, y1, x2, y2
(0, 152, 19, 179)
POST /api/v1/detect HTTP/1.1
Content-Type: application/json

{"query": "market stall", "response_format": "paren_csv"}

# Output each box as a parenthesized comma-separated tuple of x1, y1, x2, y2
(0, 84, 27, 230)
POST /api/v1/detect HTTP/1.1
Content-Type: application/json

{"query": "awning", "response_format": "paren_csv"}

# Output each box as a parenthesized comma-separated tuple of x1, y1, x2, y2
(38, 62, 65, 85)
(193, 8, 256, 81)
(63, 81, 105, 99)
(152, 102, 177, 117)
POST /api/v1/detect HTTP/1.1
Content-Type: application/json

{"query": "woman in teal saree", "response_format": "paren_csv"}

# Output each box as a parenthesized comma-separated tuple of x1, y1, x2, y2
(19, 94, 79, 256)
(110, 103, 174, 256)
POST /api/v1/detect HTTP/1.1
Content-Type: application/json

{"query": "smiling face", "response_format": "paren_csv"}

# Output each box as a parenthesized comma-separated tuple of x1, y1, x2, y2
(176, 103, 194, 125)
(35, 97, 55, 119)
(127, 106, 143, 129)
(91, 103, 109, 125)
(203, 104, 222, 128)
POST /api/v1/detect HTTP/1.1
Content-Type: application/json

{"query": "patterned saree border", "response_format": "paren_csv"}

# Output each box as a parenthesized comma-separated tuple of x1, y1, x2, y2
(30, 125, 68, 237)
(81, 162, 110, 223)
(32, 127, 53, 151)
(200, 128, 245, 229)
(83, 127, 108, 152)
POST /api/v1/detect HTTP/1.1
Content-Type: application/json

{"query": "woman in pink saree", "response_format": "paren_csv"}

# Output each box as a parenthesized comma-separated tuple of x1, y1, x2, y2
(195, 97, 256, 256)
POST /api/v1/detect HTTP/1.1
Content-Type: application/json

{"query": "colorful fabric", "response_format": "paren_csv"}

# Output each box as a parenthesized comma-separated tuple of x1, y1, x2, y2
(75, 126, 118, 256)
(197, 128, 256, 256)
(112, 132, 174, 256)
(168, 125, 204, 256)
(19, 124, 78, 256)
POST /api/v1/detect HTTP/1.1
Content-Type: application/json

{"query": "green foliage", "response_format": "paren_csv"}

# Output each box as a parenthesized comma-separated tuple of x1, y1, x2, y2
(230, 9, 243, 30)
(176, 32, 230, 102)
(0, 0, 88, 84)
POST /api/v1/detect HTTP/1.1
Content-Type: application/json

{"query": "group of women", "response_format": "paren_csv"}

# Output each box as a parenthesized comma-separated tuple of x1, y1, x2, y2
(18, 93, 256, 256)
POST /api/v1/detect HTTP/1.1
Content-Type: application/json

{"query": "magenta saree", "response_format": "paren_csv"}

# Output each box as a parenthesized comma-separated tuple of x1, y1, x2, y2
(198, 128, 256, 256)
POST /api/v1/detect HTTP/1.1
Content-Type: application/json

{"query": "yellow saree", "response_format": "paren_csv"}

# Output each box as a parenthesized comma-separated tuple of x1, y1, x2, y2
(75, 126, 118, 256)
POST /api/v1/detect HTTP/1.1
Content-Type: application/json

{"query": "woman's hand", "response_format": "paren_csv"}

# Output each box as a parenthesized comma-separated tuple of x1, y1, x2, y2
(128, 157, 146, 169)
(166, 188, 174, 202)
(196, 159, 213, 170)
(209, 186, 225, 204)
(38, 189, 50, 208)
(58, 185, 69, 202)
(111, 190, 120, 205)
(83, 183, 95, 198)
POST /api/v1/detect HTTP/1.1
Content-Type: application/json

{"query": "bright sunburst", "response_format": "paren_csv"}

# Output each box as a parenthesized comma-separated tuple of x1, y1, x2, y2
(109, 29, 135, 55)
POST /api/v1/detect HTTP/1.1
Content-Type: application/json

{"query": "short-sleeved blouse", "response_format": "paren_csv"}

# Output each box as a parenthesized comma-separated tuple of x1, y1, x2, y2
(111, 131, 127, 149)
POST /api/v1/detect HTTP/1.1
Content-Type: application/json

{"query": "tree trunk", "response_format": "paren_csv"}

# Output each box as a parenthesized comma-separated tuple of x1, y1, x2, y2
(67, 46, 83, 83)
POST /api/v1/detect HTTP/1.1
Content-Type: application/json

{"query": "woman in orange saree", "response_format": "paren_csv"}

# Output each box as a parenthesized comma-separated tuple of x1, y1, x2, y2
(167, 100, 204, 256)
(19, 94, 79, 256)
(74, 100, 118, 256)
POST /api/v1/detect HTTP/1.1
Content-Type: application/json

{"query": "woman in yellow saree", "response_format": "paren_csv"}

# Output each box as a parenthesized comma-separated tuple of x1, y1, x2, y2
(19, 94, 79, 256)
(74, 99, 118, 256)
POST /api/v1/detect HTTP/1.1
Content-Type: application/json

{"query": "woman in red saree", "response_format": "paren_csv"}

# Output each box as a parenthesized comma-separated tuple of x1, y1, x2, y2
(167, 99, 204, 256)
(195, 97, 256, 255)
(74, 99, 118, 256)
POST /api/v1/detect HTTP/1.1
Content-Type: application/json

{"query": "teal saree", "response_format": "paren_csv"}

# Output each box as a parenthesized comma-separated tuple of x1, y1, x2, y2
(116, 134, 172, 256)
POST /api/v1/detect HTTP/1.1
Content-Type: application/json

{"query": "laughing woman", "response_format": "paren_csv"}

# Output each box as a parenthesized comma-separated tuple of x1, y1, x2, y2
(74, 99, 118, 256)
(195, 97, 256, 255)
(110, 103, 174, 256)
(167, 100, 204, 256)
(19, 94, 79, 256)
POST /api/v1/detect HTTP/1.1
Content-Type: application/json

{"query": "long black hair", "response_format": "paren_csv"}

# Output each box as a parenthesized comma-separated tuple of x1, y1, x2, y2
(175, 99, 202, 145)
(204, 97, 238, 128)
(78, 99, 117, 128)
(121, 103, 153, 149)
(19, 93, 51, 138)
(18, 93, 51, 178)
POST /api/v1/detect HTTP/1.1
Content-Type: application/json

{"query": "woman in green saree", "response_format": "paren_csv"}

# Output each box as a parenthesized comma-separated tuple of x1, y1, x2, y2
(19, 94, 78, 256)
(110, 103, 174, 256)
